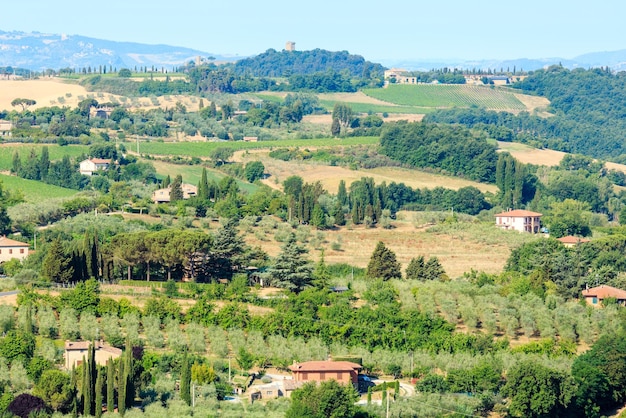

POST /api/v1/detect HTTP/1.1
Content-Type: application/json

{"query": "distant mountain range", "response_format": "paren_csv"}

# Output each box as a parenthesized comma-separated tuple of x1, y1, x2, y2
(381, 50, 626, 72)
(1, 30, 626, 73)
(0, 30, 236, 71)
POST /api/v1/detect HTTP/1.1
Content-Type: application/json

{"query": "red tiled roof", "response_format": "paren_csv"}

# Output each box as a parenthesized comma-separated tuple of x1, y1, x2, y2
(582, 285, 626, 300)
(91, 158, 111, 164)
(495, 209, 543, 217)
(289, 361, 362, 373)
(64, 340, 122, 355)
(0, 237, 29, 248)
(557, 236, 590, 244)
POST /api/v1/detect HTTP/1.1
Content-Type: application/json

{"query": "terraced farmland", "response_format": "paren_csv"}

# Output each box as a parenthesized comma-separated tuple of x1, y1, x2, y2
(363, 84, 527, 111)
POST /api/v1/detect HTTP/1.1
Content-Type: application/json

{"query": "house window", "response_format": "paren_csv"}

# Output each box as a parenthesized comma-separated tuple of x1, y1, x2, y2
(592, 297, 598, 304)
(20, 249, 24, 254)
(320, 372, 325, 380)
(336, 372, 342, 379)
(301, 372, 307, 380)
(9, 249, 12, 254)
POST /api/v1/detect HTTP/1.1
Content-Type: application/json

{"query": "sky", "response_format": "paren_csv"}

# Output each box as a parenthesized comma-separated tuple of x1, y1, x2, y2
(1, 0, 625, 63)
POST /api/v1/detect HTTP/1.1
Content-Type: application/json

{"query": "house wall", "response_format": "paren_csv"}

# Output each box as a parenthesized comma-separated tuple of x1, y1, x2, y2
(65, 348, 121, 369)
(0, 246, 29, 263)
(292, 370, 357, 386)
(496, 216, 541, 233)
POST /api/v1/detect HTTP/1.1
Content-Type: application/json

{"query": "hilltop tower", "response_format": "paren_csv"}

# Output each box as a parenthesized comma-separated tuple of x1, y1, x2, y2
(285, 41, 296, 51)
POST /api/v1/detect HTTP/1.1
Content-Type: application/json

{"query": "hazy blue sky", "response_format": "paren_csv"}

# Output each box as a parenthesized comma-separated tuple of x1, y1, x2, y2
(1, 0, 624, 62)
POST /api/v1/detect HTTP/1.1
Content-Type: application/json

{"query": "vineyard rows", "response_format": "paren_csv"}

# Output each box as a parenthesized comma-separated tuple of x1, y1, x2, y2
(363, 84, 527, 111)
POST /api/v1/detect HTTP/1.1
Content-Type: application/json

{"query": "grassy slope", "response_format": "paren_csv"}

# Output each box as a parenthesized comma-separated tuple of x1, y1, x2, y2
(363, 84, 527, 111)
(149, 160, 258, 194)
(0, 174, 77, 201)
(0, 144, 88, 171)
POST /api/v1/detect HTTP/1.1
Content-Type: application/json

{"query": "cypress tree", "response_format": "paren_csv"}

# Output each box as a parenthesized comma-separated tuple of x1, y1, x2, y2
(117, 352, 126, 416)
(83, 355, 91, 417)
(180, 351, 191, 406)
(95, 366, 104, 418)
(39, 146, 50, 180)
(124, 345, 134, 410)
(106, 360, 115, 413)
(337, 180, 348, 206)
(162, 175, 171, 189)
(197, 168, 210, 200)
(170, 175, 184, 202)
(11, 151, 21, 175)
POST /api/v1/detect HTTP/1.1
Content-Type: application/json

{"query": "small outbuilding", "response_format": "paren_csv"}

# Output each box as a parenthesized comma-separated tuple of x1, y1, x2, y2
(557, 235, 590, 248)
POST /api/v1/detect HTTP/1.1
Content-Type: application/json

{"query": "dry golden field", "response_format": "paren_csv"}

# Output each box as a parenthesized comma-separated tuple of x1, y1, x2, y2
(235, 150, 498, 194)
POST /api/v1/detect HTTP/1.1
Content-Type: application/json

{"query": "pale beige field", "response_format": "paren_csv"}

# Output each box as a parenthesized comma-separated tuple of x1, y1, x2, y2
(245, 215, 514, 279)
(497, 141, 566, 166)
(498, 141, 626, 175)
(0, 78, 205, 113)
(235, 150, 498, 194)
(303, 113, 424, 125)
(0, 78, 89, 110)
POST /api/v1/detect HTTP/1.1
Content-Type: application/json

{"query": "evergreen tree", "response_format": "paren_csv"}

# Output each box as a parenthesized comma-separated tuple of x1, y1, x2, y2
(205, 218, 247, 281)
(170, 175, 184, 202)
(366, 241, 401, 280)
(95, 366, 103, 418)
(11, 151, 21, 175)
(42, 238, 74, 283)
(331, 117, 341, 136)
(39, 146, 50, 180)
(162, 175, 171, 189)
(332, 201, 345, 226)
(180, 351, 191, 406)
(106, 360, 115, 414)
(337, 180, 348, 206)
(269, 233, 313, 293)
(405, 256, 426, 280)
(197, 168, 210, 200)
(424, 257, 446, 281)
(313, 250, 331, 289)
(117, 352, 126, 416)
(311, 204, 326, 230)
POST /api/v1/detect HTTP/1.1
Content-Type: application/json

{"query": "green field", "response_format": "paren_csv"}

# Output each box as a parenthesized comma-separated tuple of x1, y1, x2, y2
(0, 174, 78, 201)
(138, 137, 379, 157)
(0, 144, 88, 171)
(150, 161, 258, 194)
(363, 84, 527, 111)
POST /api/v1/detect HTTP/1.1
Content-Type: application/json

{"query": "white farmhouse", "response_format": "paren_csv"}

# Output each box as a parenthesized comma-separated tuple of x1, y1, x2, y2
(495, 209, 542, 233)
(79, 158, 111, 176)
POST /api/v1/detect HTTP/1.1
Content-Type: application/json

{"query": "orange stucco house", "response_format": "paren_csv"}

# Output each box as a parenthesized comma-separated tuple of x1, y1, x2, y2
(582, 285, 626, 307)
(289, 360, 362, 388)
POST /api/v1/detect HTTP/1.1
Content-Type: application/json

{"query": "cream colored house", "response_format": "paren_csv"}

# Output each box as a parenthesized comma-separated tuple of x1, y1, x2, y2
(79, 158, 111, 176)
(0, 237, 29, 263)
(64, 341, 122, 369)
(0, 121, 12, 137)
(384, 68, 417, 85)
(151, 183, 198, 203)
(495, 209, 542, 233)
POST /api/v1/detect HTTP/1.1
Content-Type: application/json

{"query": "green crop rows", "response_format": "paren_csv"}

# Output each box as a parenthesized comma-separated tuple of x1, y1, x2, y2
(363, 84, 526, 111)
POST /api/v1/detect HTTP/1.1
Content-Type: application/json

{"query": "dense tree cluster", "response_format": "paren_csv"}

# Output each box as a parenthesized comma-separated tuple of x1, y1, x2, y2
(425, 67, 626, 160)
(380, 121, 498, 182)
(234, 48, 385, 79)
